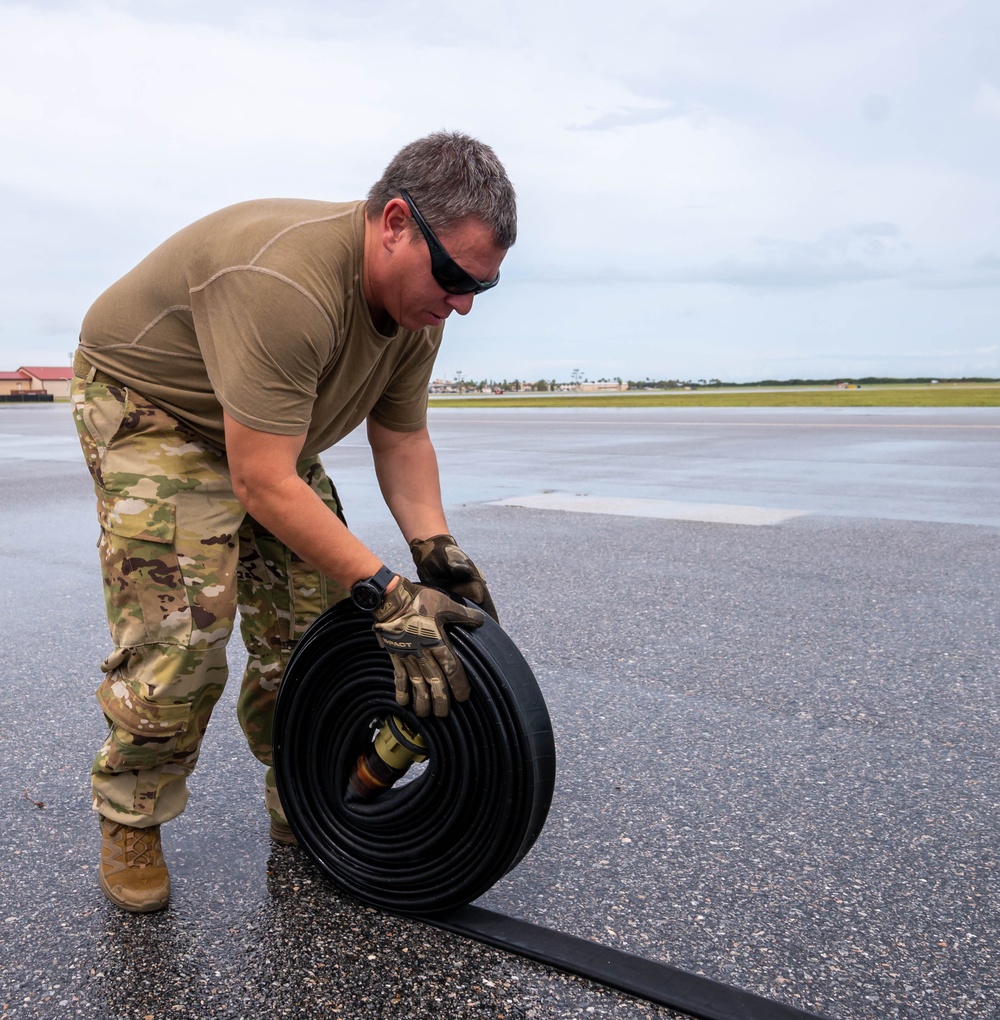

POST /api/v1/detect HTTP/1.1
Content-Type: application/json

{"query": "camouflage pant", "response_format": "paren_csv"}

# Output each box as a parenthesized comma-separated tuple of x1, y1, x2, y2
(71, 353, 349, 827)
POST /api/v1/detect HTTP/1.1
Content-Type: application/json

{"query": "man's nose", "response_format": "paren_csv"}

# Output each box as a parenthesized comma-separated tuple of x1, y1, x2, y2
(446, 293, 475, 316)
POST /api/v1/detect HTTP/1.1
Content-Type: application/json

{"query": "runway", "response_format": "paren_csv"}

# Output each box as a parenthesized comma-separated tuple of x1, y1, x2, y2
(1, 403, 997, 1019)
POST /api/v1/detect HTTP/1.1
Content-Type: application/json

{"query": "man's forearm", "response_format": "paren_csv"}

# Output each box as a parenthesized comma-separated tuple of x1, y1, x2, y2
(224, 413, 387, 587)
(239, 472, 386, 588)
(370, 426, 449, 542)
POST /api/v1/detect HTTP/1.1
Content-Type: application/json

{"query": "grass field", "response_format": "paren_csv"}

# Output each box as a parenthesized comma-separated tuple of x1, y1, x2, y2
(6, 384, 997, 412)
(429, 384, 1000, 409)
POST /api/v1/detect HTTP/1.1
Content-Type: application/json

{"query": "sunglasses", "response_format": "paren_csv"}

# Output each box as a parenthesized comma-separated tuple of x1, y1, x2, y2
(399, 189, 500, 296)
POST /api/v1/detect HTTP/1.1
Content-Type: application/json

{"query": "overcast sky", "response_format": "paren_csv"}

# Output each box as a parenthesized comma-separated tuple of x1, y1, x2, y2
(2, 0, 997, 383)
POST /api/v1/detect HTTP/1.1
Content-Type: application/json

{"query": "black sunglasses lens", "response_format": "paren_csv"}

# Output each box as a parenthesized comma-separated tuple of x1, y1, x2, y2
(430, 253, 492, 295)
(435, 268, 480, 295)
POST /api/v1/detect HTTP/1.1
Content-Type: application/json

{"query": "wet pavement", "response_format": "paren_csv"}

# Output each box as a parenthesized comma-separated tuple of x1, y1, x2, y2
(1, 403, 997, 1019)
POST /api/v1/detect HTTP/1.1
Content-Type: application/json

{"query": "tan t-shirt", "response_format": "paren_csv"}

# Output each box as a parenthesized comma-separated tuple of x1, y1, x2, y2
(79, 200, 442, 455)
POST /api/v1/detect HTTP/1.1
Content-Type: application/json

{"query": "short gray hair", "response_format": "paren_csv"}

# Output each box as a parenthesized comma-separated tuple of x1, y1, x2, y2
(367, 131, 517, 249)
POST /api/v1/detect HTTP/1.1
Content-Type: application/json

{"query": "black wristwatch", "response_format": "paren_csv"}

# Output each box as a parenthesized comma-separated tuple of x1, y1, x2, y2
(350, 565, 396, 612)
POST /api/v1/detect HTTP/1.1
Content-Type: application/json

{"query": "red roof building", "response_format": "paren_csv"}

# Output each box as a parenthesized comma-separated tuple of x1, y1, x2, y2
(15, 366, 74, 398)
(0, 370, 30, 396)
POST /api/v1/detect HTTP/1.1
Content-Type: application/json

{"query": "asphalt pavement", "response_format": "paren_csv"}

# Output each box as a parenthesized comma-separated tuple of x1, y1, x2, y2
(1, 403, 997, 1020)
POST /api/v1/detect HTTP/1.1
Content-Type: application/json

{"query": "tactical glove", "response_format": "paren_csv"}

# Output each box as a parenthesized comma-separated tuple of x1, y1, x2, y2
(372, 578, 484, 717)
(409, 534, 499, 622)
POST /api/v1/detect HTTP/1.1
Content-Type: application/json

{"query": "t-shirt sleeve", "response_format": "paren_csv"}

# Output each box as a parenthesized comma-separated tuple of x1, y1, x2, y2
(369, 327, 443, 432)
(189, 267, 335, 435)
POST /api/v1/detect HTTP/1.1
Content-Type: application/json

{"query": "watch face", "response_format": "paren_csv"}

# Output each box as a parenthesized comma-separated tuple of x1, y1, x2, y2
(352, 581, 381, 612)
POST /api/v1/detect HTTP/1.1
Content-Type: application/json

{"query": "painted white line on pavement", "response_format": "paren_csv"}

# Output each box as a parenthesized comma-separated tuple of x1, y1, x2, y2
(491, 493, 810, 526)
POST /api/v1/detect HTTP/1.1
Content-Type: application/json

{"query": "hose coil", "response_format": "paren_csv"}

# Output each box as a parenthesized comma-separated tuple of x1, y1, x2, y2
(273, 599, 556, 915)
(273, 603, 831, 1020)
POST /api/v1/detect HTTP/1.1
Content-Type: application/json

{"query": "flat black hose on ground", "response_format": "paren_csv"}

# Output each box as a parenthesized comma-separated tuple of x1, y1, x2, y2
(273, 598, 556, 915)
(274, 600, 834, 1020)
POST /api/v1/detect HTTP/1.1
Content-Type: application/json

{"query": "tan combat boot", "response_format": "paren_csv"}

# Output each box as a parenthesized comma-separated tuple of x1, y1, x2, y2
(269, 816, 298, 845)
(98, 817, 170, 912)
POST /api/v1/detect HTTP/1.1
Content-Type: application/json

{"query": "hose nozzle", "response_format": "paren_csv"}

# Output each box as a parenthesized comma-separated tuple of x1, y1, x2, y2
(345, 715, 427, 803)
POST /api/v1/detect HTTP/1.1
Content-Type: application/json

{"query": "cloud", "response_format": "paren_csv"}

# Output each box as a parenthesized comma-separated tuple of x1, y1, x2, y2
(973, 81, 1000, 121)
(909, 255, 1000, 290)
(518, 223, 913, 289)
(861, 93, 891, 123)
(569, 104, 684, 132)
(1, 0, 998, 382)
(704, 223, 909, 288)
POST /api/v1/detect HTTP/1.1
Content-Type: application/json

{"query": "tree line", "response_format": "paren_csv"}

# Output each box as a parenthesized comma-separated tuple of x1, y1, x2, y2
(627, 376, 999, 389)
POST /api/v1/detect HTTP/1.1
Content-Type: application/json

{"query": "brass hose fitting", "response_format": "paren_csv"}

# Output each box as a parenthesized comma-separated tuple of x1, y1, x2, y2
(346, 715, 427, 803)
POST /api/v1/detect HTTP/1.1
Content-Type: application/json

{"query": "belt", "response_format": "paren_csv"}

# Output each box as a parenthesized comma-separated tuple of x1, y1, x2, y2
(74, 349, 121, 387)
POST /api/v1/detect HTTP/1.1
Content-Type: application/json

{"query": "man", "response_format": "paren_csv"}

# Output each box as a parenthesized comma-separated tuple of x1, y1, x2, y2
(72, 131, 516, 913)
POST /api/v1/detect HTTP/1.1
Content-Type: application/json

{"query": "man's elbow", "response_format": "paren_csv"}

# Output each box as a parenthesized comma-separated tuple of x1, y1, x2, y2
(230, 463, 306, 523)
(229, 469, 258, 514)
(221, 414, 308, 515)
(229, 459, 277, 516)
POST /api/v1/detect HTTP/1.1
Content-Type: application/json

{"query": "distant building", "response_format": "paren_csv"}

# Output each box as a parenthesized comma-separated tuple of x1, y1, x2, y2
(17, 366, 74, 399)
(0, 371, 29, 396)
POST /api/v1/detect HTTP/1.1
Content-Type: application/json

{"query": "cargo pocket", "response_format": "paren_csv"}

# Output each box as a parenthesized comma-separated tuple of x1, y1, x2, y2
(81, 383, 128, 452)
(96, 672, 194, 759)
(97, 494, 192, 647)
(71, 375, 128, 488)
(95, 665, 194, 814)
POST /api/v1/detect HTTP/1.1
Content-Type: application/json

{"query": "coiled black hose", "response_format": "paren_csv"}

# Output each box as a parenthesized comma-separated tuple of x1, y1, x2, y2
(273, 598, 556, 915)
(274, 600, 833, 1020)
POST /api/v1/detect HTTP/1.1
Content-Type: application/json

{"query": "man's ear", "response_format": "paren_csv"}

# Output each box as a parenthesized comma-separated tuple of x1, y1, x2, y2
(380, 197, 411, 252)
